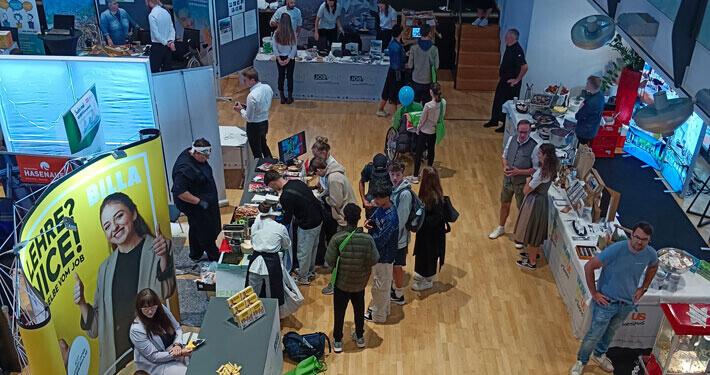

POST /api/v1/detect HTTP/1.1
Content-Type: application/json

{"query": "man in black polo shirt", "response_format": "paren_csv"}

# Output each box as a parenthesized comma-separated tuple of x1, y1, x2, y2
(265, 170, 324, 286)
(484, 29, 529, 133)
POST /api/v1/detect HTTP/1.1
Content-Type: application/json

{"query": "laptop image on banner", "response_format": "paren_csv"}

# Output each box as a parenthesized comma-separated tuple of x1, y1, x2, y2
(47, 15, 74, 36)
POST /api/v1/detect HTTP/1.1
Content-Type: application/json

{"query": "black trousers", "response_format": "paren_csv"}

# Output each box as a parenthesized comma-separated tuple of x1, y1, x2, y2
(376, 29, 392, 44)
(150, 43, 172, 73)
(414, 133, 436, 177)
(333, 287, 365, 342)
(187, 214, 219, 261)
(412, 81, 432, 104)
(246, 120, 273, 159)
(489, 78, 522, 124)
(276, 58, 295, 94)
(318, 28, 338, 47)
(578, 137, 592, 145)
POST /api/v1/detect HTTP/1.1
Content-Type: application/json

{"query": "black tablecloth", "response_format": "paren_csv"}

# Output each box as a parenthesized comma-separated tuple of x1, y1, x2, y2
(185, 298, 278, 375)
(39, 30, 83, 56)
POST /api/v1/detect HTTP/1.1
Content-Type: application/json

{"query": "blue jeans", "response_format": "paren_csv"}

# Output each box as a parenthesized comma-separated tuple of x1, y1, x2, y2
(577, 302, 634, 364)
(297, 224, 322, 279)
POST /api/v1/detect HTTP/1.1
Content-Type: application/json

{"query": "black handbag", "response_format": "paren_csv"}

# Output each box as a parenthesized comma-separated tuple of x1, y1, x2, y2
(444, 196, 459, 223)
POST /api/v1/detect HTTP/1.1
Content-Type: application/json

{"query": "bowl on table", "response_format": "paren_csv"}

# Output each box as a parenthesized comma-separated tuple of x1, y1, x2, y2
(657, 247, 695, 274)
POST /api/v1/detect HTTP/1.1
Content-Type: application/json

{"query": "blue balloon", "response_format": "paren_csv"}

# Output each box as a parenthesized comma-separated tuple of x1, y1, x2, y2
(398, 86, 414, 106)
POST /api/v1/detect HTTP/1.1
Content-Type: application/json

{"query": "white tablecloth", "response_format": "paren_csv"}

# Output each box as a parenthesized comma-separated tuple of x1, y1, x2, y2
(544, 185, 710, 348)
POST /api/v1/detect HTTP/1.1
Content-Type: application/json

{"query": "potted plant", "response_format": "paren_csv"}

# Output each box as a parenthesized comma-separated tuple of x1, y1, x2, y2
(600, 34, 645, 124)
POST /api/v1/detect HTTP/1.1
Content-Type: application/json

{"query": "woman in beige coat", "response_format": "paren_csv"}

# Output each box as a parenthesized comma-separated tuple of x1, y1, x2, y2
(73, 192, 175, 374)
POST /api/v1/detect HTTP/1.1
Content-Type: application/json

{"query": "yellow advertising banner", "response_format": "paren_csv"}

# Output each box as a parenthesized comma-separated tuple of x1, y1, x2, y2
(19, 136, 176, 375)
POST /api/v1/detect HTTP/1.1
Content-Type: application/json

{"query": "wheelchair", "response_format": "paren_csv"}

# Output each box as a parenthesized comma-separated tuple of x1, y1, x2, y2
(385, 123, 418, 161)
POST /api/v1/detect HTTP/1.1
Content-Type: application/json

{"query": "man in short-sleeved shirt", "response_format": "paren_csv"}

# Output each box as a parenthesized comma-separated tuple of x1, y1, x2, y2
(484, 29, 528, 133)
(270, 0, 302, 37)
(571, 223, 659, 375)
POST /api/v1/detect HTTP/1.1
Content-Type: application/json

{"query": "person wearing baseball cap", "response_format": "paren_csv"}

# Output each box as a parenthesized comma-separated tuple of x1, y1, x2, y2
(359, 153, 393, 219)
(171, 138, 221, 262)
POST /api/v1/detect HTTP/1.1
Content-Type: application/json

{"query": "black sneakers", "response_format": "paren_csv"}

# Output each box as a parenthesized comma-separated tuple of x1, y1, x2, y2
(483, 121, 499, 128)
(390, 289, 405, 305)
(516, 260, 537, 270)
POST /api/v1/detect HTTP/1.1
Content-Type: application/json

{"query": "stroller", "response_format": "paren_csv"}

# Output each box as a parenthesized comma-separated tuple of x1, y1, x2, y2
(384, 112, 419, 161)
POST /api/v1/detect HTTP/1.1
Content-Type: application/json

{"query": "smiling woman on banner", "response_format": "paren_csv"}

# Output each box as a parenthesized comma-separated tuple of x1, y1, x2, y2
(73, 192, 175, 374)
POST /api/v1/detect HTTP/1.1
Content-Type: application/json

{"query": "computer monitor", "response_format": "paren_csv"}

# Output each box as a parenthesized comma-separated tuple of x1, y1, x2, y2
(53, 15, 75, 30)
(278, 131, 306, 163)
(411, 27, 421, 38)
(183, 28, 200, 49)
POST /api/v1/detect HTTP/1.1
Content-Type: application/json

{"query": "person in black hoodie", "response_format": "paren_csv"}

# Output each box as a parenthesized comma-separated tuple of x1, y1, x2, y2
(265, 170, 324, 286)
(412, 166, 448, 291)
(171, 139, 221, 261)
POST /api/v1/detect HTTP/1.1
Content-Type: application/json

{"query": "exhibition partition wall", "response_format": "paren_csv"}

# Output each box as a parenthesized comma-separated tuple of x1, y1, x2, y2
(152, 66, 227, 204)
(211, 0, 259, 77)
(0, 56, 156, 156)
(0, 0, 44, 54)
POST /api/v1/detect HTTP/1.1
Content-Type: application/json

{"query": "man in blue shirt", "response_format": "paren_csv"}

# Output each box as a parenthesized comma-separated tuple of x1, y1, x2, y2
(377, 25, 406, 117)
(100, 0, 139, 46)
(363, 182, 398, 323)
(574, 75, 605, 144)
(269, 0, 302, 38)
(571, 222, 659, 375)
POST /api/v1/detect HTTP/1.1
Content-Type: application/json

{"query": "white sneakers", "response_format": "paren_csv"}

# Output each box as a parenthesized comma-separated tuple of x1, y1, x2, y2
(472, 18, 489, 26)
(489, 226, 505, 239)
(515, 243, 524, 249)
(570, 355, 613, 374)
(376, 110, 389, 117)
(592, 354, 614, 372)
(412, 277, 434, 291)
(406, 176, 419, 184)
(570, 361, 584, 375)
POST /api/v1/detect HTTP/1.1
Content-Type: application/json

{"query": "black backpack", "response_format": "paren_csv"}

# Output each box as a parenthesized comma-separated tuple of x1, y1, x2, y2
(283, 331, 332, 362)
(392, 186, 426, 232)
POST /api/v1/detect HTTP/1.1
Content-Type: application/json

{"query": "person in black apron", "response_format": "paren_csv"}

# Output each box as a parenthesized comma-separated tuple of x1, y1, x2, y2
(246, 204, 290, 305)
(171, 139, 221, 262)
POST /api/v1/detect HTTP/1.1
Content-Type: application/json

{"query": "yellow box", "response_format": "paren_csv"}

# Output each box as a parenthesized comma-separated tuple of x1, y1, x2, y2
(246, 293, 259, 305)
(0, 31, 13, 49)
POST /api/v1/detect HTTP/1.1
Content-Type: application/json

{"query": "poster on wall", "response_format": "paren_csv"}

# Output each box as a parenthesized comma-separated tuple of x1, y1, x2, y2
(43, 0, 100, 51)
(0, 0, 41, 33)
(173, 0, 214, 66)
(218, 17, 232, 44)
(18, 135, 176, 375)
(228, 0, 244, 16)
(63, 85, 104, 156)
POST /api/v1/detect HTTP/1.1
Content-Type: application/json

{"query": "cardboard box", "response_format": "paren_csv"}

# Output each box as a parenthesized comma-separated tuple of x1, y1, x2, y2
(0, 31, 13, 49)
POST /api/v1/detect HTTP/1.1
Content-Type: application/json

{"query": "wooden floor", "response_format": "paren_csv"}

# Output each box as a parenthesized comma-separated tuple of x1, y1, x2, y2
(207, 77, 613, 375)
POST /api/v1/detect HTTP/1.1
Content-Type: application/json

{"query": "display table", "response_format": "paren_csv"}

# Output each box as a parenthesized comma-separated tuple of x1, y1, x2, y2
(239, 158, 306, 206)
(185, 298, 282, 375)
(501, 99, 579, 147)
(253, 51, 389, 102)
(1, 42, 18, 55)
(38, 30, 83, 56)
(544, 185, 710, 348)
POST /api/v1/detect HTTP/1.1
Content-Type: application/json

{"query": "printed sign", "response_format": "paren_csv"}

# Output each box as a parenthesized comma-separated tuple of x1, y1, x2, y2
(16, 155, 71, 184)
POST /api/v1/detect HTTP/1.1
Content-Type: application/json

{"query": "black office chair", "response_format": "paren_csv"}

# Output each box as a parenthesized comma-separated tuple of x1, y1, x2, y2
(168, 204, 184, 233)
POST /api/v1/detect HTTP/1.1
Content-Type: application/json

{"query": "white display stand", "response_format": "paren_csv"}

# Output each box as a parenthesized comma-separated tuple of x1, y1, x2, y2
(544, 185, 710, 348)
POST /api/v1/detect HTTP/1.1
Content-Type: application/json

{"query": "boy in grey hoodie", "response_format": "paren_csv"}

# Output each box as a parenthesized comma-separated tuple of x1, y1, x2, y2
(406, 24, 439, 104)
(387, 159, 411, 305)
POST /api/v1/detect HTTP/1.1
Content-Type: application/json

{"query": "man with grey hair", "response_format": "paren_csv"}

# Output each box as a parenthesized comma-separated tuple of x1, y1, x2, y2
(100, 0, 140, 46)
(574, 75, 605, 144)
(484, 28, 528, 133)
(489, 120, 538, 245)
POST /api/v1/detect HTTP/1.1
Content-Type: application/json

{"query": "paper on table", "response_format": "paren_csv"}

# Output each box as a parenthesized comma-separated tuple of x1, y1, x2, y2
(264, 194, 280, 203)
(218, 17, 233, 45)
(244, 9, 257, 36)
(219, 126, 247, 146)
(252, 194, 266, 203)
(231, 13, 245, 40)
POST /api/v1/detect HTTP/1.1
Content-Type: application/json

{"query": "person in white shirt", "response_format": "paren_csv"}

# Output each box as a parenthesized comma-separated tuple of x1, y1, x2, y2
(272, 14, 298, 104)
(233, 67, 274, 159)
(315, 0, 343, 47)
(270, 0, 302, 37)
(146, 0, 176, 73)
(376, 0, 397, 43)
(247, 203, 291, 305)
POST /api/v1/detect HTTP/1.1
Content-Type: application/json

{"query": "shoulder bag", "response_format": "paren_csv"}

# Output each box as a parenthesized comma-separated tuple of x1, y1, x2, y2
(443, 196, 458, 223)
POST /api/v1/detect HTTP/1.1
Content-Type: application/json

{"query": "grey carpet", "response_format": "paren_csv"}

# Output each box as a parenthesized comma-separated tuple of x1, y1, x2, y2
(172, 236, 204, 276)
(177, 278, 209, 327)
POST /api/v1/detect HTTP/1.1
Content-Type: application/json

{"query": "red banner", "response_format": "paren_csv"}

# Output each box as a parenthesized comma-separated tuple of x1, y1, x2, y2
(15, 155, 71, 184)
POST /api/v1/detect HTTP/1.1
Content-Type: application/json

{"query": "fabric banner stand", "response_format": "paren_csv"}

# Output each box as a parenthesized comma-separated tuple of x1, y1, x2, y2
(17, 135, 178, 375)
(43, 0, 101, 54)
(210, 0, 259, 78)
(0, 0, 45, 54)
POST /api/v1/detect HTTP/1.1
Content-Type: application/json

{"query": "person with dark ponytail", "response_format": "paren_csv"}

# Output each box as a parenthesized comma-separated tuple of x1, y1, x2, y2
(513, 143, 559, 270)
(409, 82, 446, 184)
(130, 288, 190, 375)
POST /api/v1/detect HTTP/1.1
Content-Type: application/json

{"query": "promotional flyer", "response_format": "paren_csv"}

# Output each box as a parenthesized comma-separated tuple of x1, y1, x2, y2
(18, 135, 175, 375)
(63, 86, 104, 155)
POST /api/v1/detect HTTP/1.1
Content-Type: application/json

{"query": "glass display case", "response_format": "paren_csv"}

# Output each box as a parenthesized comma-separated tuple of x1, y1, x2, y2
(639, 304, 710, 374)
